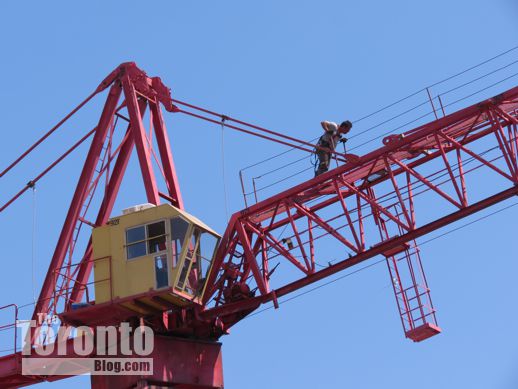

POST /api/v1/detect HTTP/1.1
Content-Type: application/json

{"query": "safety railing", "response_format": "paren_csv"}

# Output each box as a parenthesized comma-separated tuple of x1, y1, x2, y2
(52, 256, 112, 312)
(0, 304, 19, 356)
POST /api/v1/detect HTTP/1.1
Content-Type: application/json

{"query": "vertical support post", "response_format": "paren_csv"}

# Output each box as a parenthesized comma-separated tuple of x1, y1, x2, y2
(426, 87, 438, 120)
(150, 100, 184, 209)
(121, 76, 160, 205)
(252, 178, 259, 204)
(433, 134, 466, 207)
(332, 179, 361, 250)
(284, 201, 311, 271)
(356, 193, 365, 250)
(488, 110, 518, 179)
(307, 218, 315, 272)
(261, 238, 269, 289)
(235, 222, 268, 295)
(239, 170, 249, 208)
(438, 94, 446, 117)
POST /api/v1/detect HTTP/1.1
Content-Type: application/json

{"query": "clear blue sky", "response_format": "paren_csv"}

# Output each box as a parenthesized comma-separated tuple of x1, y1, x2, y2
(1, 1, 517, 388)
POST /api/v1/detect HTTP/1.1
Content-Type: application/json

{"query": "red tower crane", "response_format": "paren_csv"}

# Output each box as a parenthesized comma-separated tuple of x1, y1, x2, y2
(0, 62, 516, 388)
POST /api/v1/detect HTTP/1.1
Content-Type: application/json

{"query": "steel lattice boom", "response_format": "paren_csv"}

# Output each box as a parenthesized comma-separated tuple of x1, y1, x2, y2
(0, 63, 516, 388)
(200, 86, 518, 341)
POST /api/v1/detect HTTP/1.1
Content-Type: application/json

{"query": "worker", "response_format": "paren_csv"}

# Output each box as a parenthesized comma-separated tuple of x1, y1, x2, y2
(314, 120, 352, 176)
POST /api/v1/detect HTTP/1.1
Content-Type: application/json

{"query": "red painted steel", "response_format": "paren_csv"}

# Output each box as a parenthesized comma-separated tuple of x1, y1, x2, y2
(175, 108, 349, 162)
(90, 336, 223, 389)
(31, 82, 123, 337)
(0, 63, 186, 355)
(200, 86, 518, 340)
(0, 62, 516, 386)
(0, 336, 222, 389)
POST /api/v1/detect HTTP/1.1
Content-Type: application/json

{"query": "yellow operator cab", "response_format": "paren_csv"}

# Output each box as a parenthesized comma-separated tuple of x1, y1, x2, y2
(92, 203, 220, 313)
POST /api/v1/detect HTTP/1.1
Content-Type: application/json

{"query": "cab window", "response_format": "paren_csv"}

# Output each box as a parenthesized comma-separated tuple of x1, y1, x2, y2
(126, 221, 166, 259)
(170, 216, 189, 267)
(176, 226, 219, 297)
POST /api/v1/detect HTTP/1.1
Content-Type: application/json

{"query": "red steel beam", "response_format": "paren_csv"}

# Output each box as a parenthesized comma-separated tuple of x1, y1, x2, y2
(150, 100, 184, 209)
(121, 75, 160, 205)
(68, 100, 147, 304)
(25, 62, 184, 341)
(1, 62, 516, 386)
(202, 185, 518, 319)
(203, 87, 518, 321)
(31, 82, 122, 327)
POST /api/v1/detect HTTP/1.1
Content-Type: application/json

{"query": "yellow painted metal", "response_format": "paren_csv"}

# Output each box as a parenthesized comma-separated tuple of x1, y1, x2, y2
(92, 204, 220, 312)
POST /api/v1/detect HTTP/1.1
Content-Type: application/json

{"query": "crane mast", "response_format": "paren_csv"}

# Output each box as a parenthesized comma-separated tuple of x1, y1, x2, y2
(0, 62, 516, 388)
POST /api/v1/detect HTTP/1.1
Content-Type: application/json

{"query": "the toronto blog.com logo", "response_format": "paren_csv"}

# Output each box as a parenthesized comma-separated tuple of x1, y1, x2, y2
(18, 314, 154, 376)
